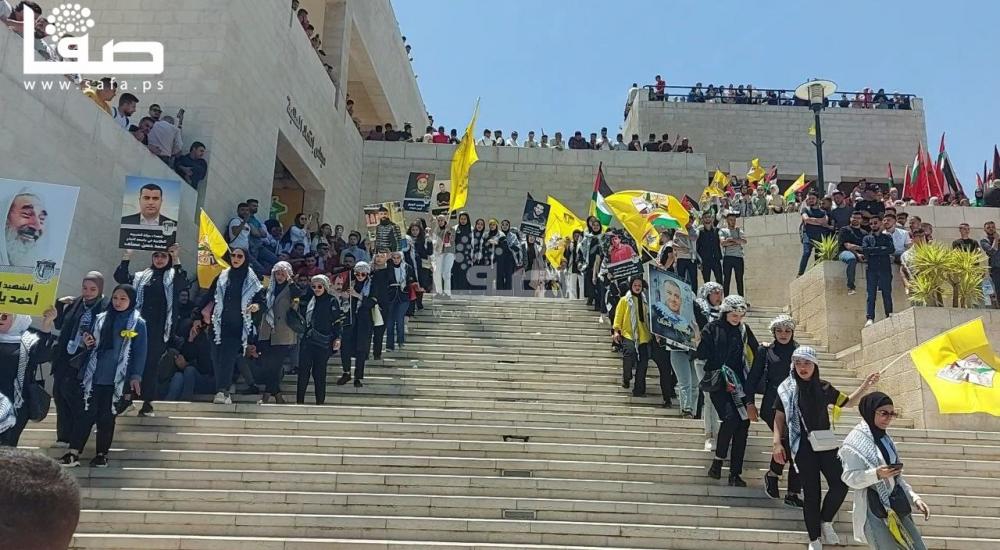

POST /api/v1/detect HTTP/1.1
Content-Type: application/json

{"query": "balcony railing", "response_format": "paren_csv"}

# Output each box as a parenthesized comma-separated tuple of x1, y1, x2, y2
(636, 85, 916, 110)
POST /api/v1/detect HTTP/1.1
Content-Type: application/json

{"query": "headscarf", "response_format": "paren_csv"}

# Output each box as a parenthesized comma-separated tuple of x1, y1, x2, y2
(83, 284, 141, 414)
(778, 345, 841, 459)
(769, 314, 796, 334)
(625, 276, 645, 352)
(306, 274, 332, 325)
(83, 271, 106, 299)
(0, 314, 32, 344)
(859, 391, 894, 445)
(133, 252, 175, 342)
(265, 261, 294, 328)
(695, 282, 722, 321)
(211, 247, 262, 350)
(719, 294, 747, 315)
(99, 284, 137, 351)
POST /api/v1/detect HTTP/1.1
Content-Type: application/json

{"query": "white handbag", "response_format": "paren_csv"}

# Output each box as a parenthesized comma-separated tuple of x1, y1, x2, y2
(372, 305, 384, 327)
(801, 411, 841, 451)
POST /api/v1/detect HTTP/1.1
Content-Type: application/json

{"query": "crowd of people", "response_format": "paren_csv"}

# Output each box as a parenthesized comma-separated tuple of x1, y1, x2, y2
(633, 77, 914, 111)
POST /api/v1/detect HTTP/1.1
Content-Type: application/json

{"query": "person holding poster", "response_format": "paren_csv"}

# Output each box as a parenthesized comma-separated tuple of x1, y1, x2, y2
(648, 266, 699, 418)
(118, 177, 180, 251)
(0, 179, 80, 316)
(114, 245, 187, 417)
(612, 276, 652, 397)
(0, 308, 55, 447)
(520, 199, 550, 238)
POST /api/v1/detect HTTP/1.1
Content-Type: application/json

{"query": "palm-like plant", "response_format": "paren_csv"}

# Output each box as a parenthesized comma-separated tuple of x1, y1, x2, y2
(948, 248, 988, 308)
(907, 243, 988, 308)
(811, 235, 841, 263)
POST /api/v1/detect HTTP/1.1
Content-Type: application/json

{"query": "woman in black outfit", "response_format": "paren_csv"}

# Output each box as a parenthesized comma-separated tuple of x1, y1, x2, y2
(451, 213, 473, 292)
(494, 220, 519, 293)
(696, 295, 758, 487)
(0, 310, 55, 447)
(369, 253, 390, 360)
(258, 261, 300, 404)
(114, 244, 186, 416)
(51, 271, 107, 447)
(337, 262, 377, 388)
(746, 314, 803, 508)
(197, 247, 264, 405)
(403, 221, 431, 313)
(580, 216, 603, 311)
(297, 275, 342, 404)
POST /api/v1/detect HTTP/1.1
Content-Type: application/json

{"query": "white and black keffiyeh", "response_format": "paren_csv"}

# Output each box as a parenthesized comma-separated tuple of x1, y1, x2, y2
(81, 310, 141, 414)
(133, 267, 175, 342)
(211, 267, 263, 351)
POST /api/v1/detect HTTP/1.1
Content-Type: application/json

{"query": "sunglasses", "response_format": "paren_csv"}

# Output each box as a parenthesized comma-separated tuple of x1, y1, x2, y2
(311, 284, 326, 290)
(356, 273, 368, 277)
(876, 410, 899, 418)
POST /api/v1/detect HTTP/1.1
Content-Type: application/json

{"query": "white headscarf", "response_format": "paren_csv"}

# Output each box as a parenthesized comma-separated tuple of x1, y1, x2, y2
(0, 314, 32, 344)
(265, 261, 294, 328)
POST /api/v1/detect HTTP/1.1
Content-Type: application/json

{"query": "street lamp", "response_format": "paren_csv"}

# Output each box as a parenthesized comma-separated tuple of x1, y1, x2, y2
(794, 79, 837, 190)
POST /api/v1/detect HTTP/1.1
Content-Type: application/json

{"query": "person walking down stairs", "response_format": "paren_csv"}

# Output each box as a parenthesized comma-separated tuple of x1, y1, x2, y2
(338, 262, 376, 388)
(770, 345, 880, 549)
(612, 276, 651, 397)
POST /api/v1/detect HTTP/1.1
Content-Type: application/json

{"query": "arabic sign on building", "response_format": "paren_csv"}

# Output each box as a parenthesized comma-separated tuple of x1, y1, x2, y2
(286, 96, 328, 167)
(0, 179, 80, 316)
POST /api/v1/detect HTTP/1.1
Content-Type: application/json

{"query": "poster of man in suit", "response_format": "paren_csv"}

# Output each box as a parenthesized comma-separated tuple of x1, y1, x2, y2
(119, 176, 180, 250)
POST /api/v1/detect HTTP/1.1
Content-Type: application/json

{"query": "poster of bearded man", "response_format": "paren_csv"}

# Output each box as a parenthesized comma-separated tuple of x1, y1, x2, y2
(0, 179, 80, 315)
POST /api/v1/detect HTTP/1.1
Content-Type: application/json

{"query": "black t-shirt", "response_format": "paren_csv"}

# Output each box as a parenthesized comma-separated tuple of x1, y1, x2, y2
(952, 238, 979, 253)
(774, 380, 847, 431)
(838, 226, 867, 252)
(801, 207, 828, 239)
(829, 206, 853, 231)
(854, 199, 885, 218)
(643, 141, 660, 152)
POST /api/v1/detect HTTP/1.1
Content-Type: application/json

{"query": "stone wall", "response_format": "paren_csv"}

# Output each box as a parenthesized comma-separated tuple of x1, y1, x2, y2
(743, 206, 1000, 308)
(0, 27, 196, 295)
(360, 142, 708, 227)
(624, 97, 927, 183)
(851, 308, 1000, 431)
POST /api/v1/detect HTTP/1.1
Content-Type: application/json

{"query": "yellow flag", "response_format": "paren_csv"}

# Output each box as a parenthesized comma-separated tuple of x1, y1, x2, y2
(910, 318, 1000, 416)
(747, 158, 766, 183)
(604, 191, 690, 253)
(197, 208, 230, 288)
(449, 100, 480, 213)
(702, 169, 728, 201)
(808, 123, 816, 137)
(544, 196, 586, 268)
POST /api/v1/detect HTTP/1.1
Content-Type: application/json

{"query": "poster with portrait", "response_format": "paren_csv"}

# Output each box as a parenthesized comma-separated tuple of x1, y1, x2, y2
(363, 201, 403, 242)
(604, 229, 642, 282)
(647, 264, 697, 350)
(520, 197, 550, 238)
(118, 176, 180, 250)
(403, 171, 434, 212)
(0, 179, 80, 315)
(432, 179, 453, 217)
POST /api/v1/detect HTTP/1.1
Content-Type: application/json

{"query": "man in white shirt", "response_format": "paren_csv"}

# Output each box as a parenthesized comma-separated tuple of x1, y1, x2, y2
(885, 222, 911, 261)
(507, 131, 520, 147)
(227, 203, 252, 250)
(596, 127, 612, 150)
(524, 131, 538, 148)
(612, 133, 628, 151)
(477, 129, 494, 147)
(624, 82, 639, 119)
(551, 132, 565, 150)
(147, 116, 183, 163)
(539, 134, 550, 148)
(111, 93, 138, 129)
(493, 130, 506, 146)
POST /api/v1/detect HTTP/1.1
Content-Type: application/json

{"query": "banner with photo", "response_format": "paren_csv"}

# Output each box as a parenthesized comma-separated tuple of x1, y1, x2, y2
(431, 179, 453, 217)
(403, 171, 434, 213)
(118, 176, 181, 250)
(363, 201, 404, 241)
(647, 264, 697, 350)
(519, 196, 550, 238)
(0, 179, 80, 315)
(604, 230, 642, 282)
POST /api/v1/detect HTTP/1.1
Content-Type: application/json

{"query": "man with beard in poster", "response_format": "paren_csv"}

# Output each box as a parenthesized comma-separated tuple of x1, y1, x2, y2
(1, 190, 48, 268)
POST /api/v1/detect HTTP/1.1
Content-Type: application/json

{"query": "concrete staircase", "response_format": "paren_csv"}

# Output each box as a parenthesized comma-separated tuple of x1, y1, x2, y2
(18, 296, 1000, 549)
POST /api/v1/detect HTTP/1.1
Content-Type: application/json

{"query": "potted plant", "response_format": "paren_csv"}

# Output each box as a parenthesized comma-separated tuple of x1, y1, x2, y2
(906, 244, 988, 308)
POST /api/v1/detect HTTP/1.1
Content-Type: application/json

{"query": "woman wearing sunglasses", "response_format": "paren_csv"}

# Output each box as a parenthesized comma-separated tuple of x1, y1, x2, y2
(337, 261, 376, 388)
(840, 392, 929, 549)
(296, 275, 342, 404)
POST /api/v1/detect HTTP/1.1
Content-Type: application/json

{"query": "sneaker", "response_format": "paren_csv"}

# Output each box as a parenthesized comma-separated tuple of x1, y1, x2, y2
(89, 454, 109, 468)
(224, 394, 233, 405)
(847, 288, 856, 296)
(764, 472, 780, 499)
(212, 392, 227, 404)
(807, 540, 823, 550)
(661, 399, 672, 409)
(728, 474, 747, 488)
(707, 458, 723, 479)
(336, 373, 352, 386)
(784, 493, 805, 508)
(681, 409, 694, 419)
(59, 453, 79, 467)
(354, 379, 363, 388)
(820, 523, 840, 546)
(622, 380, 630, 389)
(864, 319, 874, 327)
(704, 438, 714, 452)
(54, 441, 70, 449)
(138, 404, 154, 417)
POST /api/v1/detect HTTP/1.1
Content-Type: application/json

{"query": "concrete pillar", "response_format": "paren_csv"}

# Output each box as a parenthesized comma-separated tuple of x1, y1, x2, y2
(323, 0, 352, 114)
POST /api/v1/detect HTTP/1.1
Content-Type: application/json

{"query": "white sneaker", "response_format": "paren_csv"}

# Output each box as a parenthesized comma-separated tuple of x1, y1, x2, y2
(864, 319, 874, 327)
(54, 441, 70, 449)
(807, 540, 822, 550)
(224, 394, 233, 405)
(704, 438, 715, 452)
(820, 522, 840, 545)
(213, 392, 226, 404)
(847, 288, 856, 296)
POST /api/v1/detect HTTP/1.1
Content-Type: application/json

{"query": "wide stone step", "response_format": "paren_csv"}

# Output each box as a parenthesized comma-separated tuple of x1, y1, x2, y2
(72, 509, 991, 550)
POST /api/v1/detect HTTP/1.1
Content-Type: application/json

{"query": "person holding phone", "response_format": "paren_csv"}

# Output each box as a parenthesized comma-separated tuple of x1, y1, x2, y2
(840, 392, 929, 549)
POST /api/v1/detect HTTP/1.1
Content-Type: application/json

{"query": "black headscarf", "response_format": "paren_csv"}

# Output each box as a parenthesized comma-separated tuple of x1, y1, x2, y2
(859, 391, 895, 463)
(149, 251, 171, 275)
(793, 361, 826, 432)
(627, 276, 646, 313)
(99, 284, 137, 351)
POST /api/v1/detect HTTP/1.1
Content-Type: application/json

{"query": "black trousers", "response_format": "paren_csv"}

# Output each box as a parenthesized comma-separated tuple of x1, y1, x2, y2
(70, 384, 116, 456)
(53, 370, 82, 443)
(371, 306, 388, 358)
(622, 340, 649, 396)
(675, 259, 697, 289)
(700, 259, 723, 287)
(0, 411, 29, 447)
(297, 344, 331, 404)
(140, 334, 166, 408)
(341, 331, 369, 380)
(795, 439, 849, 541)
(260, 342, 293, 394)
(650, 344, 677, 400)
(722, 256, 745, 297)
(710, 390, 750, 476)
(497, 262, 514, 292)
(762, 407, 800, 494)
(214, 338, 243, 393)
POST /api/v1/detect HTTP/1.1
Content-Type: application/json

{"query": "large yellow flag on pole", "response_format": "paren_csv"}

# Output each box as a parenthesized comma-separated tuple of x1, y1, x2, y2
(197, 208, 230, 288)
(544, 196, 586, 268)
(910, 318, 1000, 416)
(449, 99, 480, 213)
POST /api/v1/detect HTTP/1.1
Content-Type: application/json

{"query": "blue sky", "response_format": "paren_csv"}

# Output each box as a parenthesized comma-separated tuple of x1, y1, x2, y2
(393, 0, 998, 193)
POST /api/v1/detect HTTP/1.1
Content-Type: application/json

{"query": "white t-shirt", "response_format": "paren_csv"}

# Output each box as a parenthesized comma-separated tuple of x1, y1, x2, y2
(111, 107, 130, 129)
(227, 217, 250, 250)
(886, 228, 910, 255)
(477, 137, 494, 146)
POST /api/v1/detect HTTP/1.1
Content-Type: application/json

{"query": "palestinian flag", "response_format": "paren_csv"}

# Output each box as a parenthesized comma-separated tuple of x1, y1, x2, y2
(783, 173, 808, 201)
(590, 163, 614, 227)
(936, 134, 962, 196)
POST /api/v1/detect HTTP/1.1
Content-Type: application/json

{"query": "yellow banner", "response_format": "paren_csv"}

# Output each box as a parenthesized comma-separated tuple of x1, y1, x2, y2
(197, 209, 230, 289)
(910, 318, 1000, 416)
(449, 100, 480, 212)
(544, 196, 585, 268)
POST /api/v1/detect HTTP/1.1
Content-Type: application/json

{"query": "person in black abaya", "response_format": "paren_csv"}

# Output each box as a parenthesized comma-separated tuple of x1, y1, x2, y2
(114, 244, 186, 416)
(337, 261, 376, 388)
(451, 213, 473, 292)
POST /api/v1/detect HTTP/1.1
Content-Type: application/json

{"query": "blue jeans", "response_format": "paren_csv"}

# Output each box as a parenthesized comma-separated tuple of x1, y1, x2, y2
(386, 300, 410, 350)
(671, 350, 697, 413)
(839, 251, 859, 289)
(162, 368, 215, 401)
(798, 240, 815, 276)
(865, 267, 893, 320)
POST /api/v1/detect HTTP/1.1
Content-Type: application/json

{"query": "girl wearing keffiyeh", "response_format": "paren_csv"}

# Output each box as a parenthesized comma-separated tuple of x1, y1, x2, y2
(0, 309, 54, 447)
(62, 285, 146, 468)
(296, 275, 342, 404)
(257, 261, 300, 404)
(612, 277, 652, 398)
(197, 247, 265, 405)
(337, 261, 377, 388)
(770, 345, 879, 549)
(840, 392, 929, 549)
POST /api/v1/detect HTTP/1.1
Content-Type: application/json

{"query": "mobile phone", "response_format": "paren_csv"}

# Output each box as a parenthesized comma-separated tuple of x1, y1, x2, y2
(888, 462, 903, 469)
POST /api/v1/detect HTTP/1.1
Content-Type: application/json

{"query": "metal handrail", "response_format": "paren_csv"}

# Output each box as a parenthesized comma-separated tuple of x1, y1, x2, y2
(636, 84, 916, 107)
